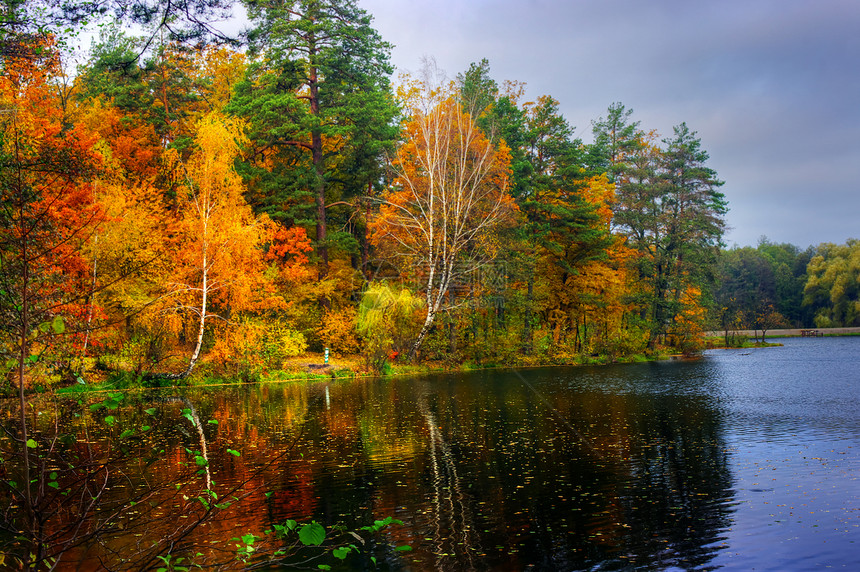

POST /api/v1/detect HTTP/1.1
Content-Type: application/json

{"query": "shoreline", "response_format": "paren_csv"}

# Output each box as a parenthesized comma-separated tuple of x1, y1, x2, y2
(46, 351, 678, 396)
(37, 329, 859, 396)
(703, 327, 860, 338)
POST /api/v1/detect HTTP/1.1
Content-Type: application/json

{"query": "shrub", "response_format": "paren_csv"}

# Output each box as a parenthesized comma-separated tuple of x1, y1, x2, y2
(210, 317, 307, 379)
(317, 307, 361, 355)
(355, 283, 423, 372)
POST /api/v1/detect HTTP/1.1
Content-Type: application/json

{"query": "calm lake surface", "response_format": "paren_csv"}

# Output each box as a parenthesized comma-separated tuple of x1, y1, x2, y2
(18, 337, 860, 570)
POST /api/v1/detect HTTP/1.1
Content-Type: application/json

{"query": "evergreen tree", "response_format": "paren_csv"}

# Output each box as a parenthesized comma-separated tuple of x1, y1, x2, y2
(456, 58, 498, 118)
(591, 101, 642, 182)
(78, 28, 203, 150)
(650, 123, 726, 346)
(598, 105, 727, 348)
(520, 95, 609, 273)
(76, 26, 154, 120)
(229, 0, 398, 278)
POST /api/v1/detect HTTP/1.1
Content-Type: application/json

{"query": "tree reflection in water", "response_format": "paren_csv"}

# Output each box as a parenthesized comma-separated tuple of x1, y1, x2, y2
(356, 367, 737, 570)
(419, 393, 478, 570)
(2, 364, 736, 570)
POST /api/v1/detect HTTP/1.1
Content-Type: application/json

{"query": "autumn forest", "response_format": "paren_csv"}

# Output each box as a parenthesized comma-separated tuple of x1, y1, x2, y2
(3, 0, 859, 393)
(5, 1, 860, 570)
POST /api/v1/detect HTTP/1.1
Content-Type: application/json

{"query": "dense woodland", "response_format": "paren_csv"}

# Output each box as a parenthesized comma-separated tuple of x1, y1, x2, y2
(2, 0, 859, 390)
(3, 1, 860, 569)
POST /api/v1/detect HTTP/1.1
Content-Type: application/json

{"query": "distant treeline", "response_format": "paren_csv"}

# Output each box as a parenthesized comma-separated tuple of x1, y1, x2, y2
(713, 238, 860, 333)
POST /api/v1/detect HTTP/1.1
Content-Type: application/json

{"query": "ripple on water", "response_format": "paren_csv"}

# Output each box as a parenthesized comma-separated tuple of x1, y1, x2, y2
(29, 336, 860, 570)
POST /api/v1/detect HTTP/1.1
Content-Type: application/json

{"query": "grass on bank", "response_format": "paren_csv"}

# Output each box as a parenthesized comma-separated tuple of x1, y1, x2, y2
(33, 345, 683, 397)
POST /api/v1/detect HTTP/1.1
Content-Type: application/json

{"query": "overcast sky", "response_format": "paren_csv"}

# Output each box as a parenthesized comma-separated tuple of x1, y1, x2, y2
(357, 0, 860, 249)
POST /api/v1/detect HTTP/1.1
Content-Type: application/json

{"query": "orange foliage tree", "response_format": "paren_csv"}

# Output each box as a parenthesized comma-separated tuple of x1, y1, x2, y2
(65, 87, 185, 371)
(0, 40, 105, 384)
(541, 175, 641, 355)
(0, 37, 108, 564)
(373, 68, 516, 358)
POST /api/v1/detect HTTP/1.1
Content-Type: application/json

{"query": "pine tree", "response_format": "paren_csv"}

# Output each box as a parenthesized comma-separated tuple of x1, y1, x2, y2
(229, 0, 398, 278)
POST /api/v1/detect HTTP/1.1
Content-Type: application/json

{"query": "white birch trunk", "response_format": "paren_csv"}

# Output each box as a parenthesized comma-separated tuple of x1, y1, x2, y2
(178, 200, 210, 379)
(382, 67, 512, 358)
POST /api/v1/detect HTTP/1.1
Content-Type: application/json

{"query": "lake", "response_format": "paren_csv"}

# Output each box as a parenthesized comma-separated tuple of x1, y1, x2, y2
(6, 337, 860, 570)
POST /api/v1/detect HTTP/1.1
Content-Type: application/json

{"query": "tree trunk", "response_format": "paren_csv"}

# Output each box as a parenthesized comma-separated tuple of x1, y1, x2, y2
(18, 234, 34, 539)
(409, 305, 437, 360)
(361, 190, 371, 279)
(409, 253, 444, 360)
(522, 273, 534, 354)
(582, 310, 588, 352)
(177, 242, 208, 380)
(81, 234, 98, 365)
(309, 40, 328, 281)
(314, 143, 327, 279)
(649, 262, 666, 349)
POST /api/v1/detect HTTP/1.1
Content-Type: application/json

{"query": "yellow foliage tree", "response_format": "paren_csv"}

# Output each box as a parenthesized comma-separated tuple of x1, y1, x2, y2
(191, 46, 247, 112)
(804, 240, 860, 327)
(668, 284, 707, 354)
(164, 112, 279, 378)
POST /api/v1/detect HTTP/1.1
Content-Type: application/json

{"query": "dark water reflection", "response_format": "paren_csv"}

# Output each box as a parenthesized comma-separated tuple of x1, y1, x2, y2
(351, 365, 734, 571)
(7, 337, 860, 570)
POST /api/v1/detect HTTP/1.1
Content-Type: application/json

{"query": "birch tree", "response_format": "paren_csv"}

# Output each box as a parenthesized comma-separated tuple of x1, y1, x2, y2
(166, 112, 273, 378)
(372, 68, 516, 358)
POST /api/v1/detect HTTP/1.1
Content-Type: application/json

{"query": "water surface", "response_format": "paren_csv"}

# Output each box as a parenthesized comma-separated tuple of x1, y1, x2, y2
(8, 337, 860, 570)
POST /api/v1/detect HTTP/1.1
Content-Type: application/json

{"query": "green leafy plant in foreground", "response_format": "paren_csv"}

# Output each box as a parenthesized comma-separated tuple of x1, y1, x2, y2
(233, 515, 409, 568)
(156, 553, 203, 572)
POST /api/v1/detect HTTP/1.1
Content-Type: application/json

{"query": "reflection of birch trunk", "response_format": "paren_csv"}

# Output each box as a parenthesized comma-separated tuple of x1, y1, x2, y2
(418, 397, 475, 570)
(182, 398, 211, 490)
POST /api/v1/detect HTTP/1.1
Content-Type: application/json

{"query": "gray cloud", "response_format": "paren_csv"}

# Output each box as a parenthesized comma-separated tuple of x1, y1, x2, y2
(360, 0, 860, 247)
